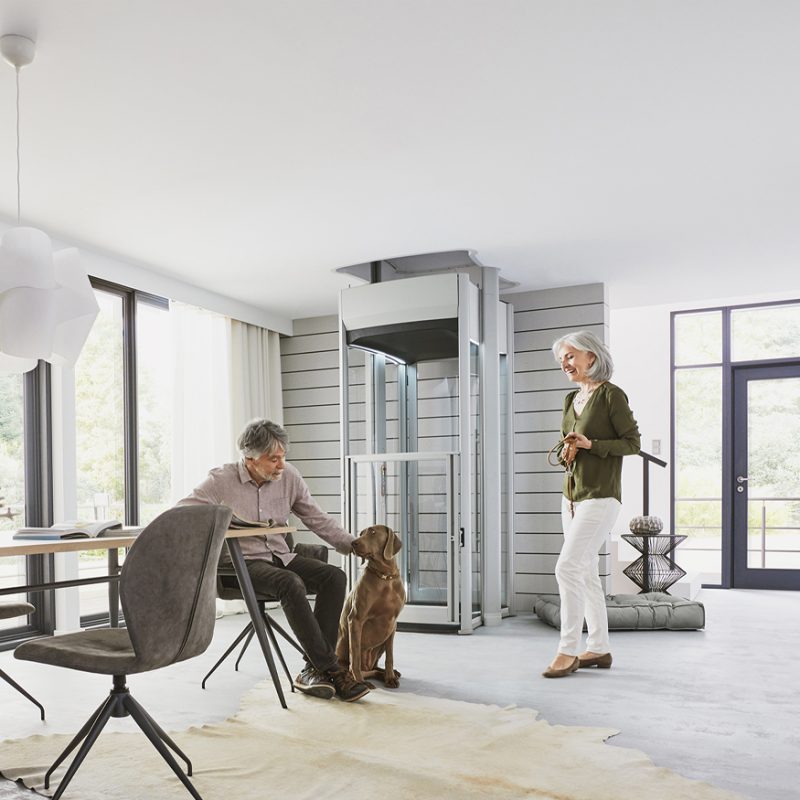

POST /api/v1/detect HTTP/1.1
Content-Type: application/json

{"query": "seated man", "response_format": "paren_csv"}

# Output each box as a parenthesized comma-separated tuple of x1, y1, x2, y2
(179, 418, 369, 702)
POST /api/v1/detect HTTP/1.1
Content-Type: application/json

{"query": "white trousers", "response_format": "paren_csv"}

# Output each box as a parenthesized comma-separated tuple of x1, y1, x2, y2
(555, 496, 621, 656)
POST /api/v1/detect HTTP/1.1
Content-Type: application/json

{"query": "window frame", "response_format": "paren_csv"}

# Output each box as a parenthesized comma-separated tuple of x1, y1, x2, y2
(671, 297, 800, 589)
(1, 278, 170, 647)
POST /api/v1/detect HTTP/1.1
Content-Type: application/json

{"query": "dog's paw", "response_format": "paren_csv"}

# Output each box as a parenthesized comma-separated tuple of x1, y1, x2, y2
(385, 669, 401, 688)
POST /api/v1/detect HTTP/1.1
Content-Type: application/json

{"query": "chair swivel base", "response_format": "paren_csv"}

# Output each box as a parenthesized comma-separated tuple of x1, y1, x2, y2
(201, 609, 304, 693)
(44, 674, 202, 800)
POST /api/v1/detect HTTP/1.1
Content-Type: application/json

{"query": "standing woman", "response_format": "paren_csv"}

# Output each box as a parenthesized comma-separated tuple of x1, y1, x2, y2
(543, 331, 640, 678)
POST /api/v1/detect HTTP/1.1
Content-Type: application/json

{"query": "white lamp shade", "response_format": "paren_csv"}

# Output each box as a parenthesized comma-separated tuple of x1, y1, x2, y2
(0, 226, 100, 373)
(0, 227, 58, 291)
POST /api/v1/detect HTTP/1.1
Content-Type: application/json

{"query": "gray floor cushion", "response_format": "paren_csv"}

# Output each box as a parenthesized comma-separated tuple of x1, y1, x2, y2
(533, 592, 705, 630)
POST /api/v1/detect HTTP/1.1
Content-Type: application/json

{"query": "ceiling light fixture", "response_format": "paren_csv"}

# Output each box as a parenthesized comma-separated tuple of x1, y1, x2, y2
(0, 32, 98, 374)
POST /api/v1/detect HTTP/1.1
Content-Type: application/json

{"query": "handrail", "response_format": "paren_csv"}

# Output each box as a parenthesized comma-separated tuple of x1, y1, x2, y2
(638, 450, 667, 516)
(640, 450, 667, 468)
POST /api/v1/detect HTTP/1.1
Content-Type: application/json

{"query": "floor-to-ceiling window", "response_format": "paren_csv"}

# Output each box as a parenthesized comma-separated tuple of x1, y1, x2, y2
(73, 281, 172, 622)
(1, 278, 238, 647)
(0, 373, 27, 636)
(672, 300, 800, 589)
(136, 296, 173, 525)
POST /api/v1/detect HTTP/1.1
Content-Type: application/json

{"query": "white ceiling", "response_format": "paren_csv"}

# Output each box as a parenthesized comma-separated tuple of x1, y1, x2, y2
(1, 0, 799, 321)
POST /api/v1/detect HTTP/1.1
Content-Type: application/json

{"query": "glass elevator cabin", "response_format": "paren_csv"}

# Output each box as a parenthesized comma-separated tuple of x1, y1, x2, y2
(339, 265, 515, 633)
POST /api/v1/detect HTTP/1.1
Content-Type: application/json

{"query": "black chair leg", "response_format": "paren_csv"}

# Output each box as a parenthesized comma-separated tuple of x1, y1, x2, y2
(48, 693, 118, 797)
(234, 611, 306, 666)
(126, 694, 193, 776)
(261, 613, 294, 691)
(0, 666, 45, 720)
(45, 694, 114, 787)
(47, 676, 203, 800)
(266, 614, 306, 658)
(123, 694, 203, 800)
(201, 622, 253, 689)
(233, 628, 255, 671)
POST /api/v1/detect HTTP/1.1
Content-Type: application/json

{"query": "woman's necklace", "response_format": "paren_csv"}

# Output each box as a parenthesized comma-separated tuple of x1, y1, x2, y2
(573, 383, 599, 411)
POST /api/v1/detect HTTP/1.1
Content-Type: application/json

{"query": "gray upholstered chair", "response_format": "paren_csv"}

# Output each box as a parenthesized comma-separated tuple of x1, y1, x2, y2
(15, 504, 232, 800)
(0, 599, 45, 720)
(201, 535, 327, 690)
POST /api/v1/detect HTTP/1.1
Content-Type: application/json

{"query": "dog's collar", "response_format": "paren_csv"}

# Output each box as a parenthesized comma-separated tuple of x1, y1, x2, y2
(366, 563, 399, 581)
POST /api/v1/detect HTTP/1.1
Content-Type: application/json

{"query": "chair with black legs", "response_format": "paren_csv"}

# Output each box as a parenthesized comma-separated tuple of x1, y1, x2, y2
(0, 600, 45, 720)
(14, 504, 232, 800)
(201, 535, 328, 691)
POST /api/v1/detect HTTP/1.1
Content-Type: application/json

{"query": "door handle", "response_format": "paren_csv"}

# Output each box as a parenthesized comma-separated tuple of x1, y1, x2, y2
(736, 475, 747, 493)
(737, 476, 748, 483)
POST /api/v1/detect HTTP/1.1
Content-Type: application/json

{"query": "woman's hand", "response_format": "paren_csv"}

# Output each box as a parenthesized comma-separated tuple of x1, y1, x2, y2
(564, 432, 592, 450)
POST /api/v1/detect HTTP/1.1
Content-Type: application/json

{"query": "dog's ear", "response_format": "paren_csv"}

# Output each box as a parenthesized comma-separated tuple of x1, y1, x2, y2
(383, 528, 402, 558)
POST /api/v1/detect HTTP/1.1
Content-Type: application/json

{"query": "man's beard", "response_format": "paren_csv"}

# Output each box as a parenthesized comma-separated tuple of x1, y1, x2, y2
(251, 463, 283, 483)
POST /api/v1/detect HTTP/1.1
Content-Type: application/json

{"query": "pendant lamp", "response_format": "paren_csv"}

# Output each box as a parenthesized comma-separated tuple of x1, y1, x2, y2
(0, 33, 99, 374)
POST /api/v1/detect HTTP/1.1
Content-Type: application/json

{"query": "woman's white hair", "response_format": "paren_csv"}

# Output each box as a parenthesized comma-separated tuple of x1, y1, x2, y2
(552, 330, 614, 382)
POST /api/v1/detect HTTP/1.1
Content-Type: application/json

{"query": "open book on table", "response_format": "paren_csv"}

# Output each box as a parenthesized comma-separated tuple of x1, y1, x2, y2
(12, 520, 140, 540)
(228, 514, 280, 530)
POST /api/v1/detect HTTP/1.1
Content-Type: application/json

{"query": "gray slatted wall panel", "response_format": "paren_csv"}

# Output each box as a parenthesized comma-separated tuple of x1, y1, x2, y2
(281, 315, 343, 550)
(505, 284, 609, 610)
(282, 287, 610, 614)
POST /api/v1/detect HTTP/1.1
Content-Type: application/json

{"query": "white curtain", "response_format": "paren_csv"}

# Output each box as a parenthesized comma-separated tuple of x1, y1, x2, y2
(169, 302, 235, 503)
(229, 319, 284, 432)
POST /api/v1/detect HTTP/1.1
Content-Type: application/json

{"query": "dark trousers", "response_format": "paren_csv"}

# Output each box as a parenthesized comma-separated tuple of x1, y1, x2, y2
(245, 555, 346, 674)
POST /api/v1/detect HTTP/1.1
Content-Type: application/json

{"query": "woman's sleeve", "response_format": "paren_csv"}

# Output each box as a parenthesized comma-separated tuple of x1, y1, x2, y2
(590, 388, 641, 458)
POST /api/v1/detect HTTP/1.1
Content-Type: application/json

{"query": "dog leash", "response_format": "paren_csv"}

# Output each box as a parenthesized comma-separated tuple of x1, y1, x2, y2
(547, 437, 577, 518)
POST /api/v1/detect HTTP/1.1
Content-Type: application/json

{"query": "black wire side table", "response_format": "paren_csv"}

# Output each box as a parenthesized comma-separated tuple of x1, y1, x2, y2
(622, 533, 687, 593)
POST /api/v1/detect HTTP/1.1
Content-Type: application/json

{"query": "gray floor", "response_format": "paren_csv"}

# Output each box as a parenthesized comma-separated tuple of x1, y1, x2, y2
(0, 588, 797, 799)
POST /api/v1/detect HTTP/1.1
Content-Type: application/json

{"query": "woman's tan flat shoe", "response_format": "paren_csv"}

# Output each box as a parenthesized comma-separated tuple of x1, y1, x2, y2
(578, 653, 613, 669)
(542, 656, 580, 678)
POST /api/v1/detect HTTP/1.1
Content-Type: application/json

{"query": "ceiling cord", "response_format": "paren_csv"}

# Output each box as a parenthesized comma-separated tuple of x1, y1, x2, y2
(15, 65, 21, 224)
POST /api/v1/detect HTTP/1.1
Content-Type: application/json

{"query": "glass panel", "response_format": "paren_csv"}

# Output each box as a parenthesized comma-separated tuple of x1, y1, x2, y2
(74, 289, 126, 617)
(673, 368, 722, 582)
(470, 342, 481, 612)
(137, 300, 173, 525)
(499, 354, 509, 607)
(731, 303, 800, 362)
(674, 311, 722, 366)
(745, 377, 800, 570)
(0, 373, 27, 629)
(416, 359, 459, 453)
(350, 455, 451, 606)
(346, 348, 367, 457)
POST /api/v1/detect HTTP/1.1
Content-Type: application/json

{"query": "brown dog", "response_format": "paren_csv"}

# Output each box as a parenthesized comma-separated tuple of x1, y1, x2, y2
(336, 525, 406, 688)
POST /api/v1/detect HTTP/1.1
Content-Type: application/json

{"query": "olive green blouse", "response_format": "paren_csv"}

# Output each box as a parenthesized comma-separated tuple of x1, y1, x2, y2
(560, 382, 640, 502)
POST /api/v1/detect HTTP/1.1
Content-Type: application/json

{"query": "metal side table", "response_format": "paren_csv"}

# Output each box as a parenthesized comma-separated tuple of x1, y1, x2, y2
(622, 532, 687, 593)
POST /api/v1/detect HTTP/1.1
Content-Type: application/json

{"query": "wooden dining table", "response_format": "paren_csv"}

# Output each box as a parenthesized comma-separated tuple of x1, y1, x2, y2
(0, 524, 297, 708)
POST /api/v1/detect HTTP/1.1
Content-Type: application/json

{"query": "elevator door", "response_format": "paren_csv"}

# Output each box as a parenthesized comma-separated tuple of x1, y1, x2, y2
(347, 453, 465, 627)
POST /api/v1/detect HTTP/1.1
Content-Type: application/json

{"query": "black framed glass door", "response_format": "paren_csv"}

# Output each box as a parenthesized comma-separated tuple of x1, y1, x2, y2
(732, 362, 800, 589)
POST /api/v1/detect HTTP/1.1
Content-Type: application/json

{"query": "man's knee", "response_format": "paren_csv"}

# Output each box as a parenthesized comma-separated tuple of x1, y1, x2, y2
(262, 570, 307, 604)
(327, 565, 347, 591)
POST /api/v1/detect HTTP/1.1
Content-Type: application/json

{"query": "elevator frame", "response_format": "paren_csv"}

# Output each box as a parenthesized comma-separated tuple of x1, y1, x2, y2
(339, 269, 515, 633)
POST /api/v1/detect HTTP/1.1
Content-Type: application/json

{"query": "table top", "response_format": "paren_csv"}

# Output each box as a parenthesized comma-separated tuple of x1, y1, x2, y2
(0, 525, 296, 557)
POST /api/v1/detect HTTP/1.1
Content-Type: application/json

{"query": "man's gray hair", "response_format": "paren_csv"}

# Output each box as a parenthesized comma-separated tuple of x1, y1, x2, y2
(552, 330, 614, 382)
(237, 419, 289, 459)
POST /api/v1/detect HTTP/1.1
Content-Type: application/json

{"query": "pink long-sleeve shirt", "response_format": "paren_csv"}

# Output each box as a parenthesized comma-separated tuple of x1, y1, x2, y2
(179, 461, 353, 564)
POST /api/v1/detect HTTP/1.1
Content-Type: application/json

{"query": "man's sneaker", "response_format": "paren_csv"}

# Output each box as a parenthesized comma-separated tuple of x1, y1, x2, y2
(328, 668, 371, 702)
(294, 664, 335, 699)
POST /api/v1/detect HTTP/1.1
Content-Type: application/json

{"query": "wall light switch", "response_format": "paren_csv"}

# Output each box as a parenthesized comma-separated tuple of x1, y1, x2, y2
(651, 439, 661, 455)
